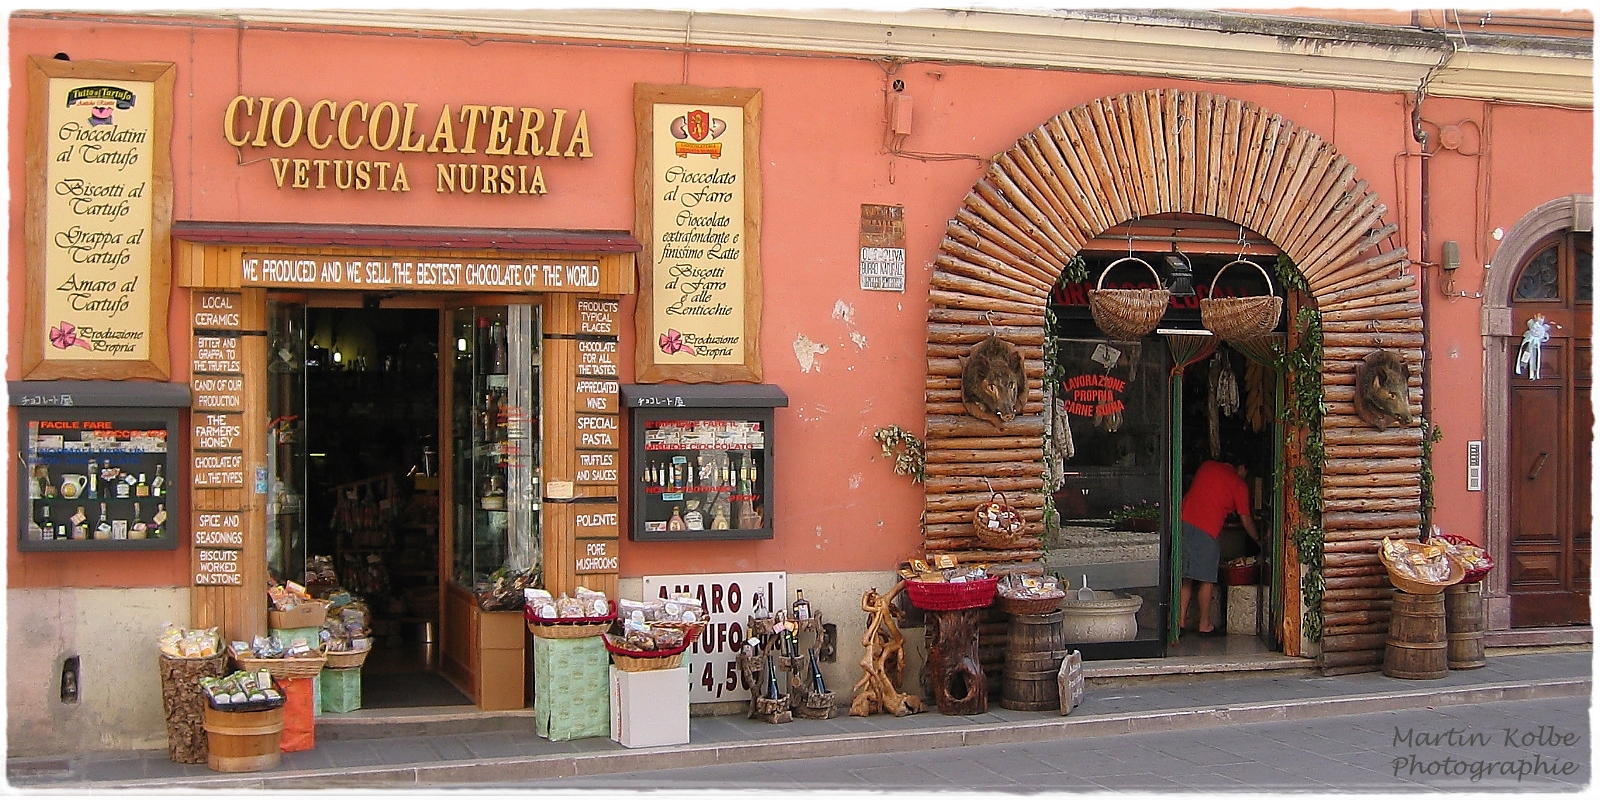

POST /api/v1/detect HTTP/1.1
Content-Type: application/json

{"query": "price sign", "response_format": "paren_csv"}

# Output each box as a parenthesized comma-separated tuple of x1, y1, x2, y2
(643, 571, 786, 704)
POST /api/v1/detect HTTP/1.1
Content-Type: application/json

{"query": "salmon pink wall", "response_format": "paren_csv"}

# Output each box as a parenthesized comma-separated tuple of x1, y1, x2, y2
(12, 15, 1581, 585)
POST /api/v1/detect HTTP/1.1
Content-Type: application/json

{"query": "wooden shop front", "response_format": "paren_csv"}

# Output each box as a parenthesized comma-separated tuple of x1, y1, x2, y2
(173, 223, 636, 709)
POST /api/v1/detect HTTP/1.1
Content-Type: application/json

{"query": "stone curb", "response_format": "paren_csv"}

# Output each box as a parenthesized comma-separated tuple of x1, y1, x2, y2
(58, 675, 1589, 790)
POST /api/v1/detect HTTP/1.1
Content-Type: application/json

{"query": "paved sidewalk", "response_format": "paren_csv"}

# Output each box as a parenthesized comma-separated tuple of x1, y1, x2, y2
(6, 649, 1590, 791)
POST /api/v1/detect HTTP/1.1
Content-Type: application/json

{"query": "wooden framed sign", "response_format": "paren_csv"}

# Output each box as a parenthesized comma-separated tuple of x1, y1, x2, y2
(23, 56, 174, 380)
(634, 84, 763, 383)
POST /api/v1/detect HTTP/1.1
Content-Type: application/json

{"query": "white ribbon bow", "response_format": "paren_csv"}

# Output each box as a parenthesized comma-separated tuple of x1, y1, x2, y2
(1515, 314, 1553, 380)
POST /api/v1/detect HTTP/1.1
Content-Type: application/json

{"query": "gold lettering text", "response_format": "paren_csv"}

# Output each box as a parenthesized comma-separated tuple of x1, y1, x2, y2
(397, 103, 426, 153)
(223, 95, 254, 147)
(457, 105, 489, 154)
(338, 101, 368, 150)
(307, 99, 337, 149)
(428, 105, 458, 153)
(514, 108, 545, 156)
(368, 101, 401, 151)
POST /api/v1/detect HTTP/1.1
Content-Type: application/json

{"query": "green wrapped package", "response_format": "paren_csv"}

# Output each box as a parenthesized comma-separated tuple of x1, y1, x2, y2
(533, 635, 610, 741)
(320, 667, 361, 713)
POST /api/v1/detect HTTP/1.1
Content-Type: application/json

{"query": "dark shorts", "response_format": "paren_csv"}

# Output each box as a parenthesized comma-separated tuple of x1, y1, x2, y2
(1182, 522, 1221, 583)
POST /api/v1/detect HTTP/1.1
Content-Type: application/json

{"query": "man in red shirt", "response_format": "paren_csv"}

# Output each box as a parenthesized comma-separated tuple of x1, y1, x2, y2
(1179, 459, 1259, 636)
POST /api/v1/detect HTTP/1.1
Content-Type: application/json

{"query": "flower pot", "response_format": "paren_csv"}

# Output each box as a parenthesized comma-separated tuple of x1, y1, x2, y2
(1114, 518, 1160, 532)
(1059, 591, 1143, 643)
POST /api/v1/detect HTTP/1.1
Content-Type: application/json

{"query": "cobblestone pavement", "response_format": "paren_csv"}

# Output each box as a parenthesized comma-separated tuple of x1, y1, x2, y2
(506, 695, 1590, 793)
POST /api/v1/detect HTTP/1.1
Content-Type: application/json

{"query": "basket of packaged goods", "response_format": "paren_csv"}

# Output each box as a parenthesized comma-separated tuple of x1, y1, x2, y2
(1433, 531, 1495, 584)
(1379, 537, 1465, 595)
(1088, 257, 1172, 341)
(603, 629, 693, 672)
(994, 573, 1065, 615)
(1199, 259, 1282, 344)
(902, 558, 998, 611)
(199, 670, 286, 713)
(524, 587, 615, 638)
(972, 492, 1027, 549)
(228, 632, 327, 680)
(319, 591, 374, 669)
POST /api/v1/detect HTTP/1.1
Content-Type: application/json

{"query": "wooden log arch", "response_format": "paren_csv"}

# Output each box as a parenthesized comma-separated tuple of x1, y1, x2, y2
(925, 89, 1422, 674)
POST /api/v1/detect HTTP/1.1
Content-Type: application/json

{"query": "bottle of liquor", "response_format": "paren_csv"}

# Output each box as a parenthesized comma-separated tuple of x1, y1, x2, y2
(808, 647, 828, 694)
(711, 503, 730, 530)
(130, 502, 147, 539)
(763, 653, 781, 701)
(86, 459, 98, 500)
(782, 621, 800, 659)
(39, 503, 55, 540)
(135, 473, 149, 498)
(115, 474, 132, 499)
(150, 464, 165, 497)
(489, 321, 508, 374)
(70, 506, 88, 540)
(149, 503, 168, 538)
(95, 502, 112, 539)
(792, 589, 812, 622)
(667, 506, 686, 531)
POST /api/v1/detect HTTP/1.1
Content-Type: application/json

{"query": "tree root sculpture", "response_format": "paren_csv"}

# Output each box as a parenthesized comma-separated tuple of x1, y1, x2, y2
(850, 582, 924, 717)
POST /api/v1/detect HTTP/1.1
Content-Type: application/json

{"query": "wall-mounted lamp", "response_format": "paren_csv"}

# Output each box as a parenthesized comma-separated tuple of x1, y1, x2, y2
(1163, 251, 1196, 297)
(332, 350, 343, 364)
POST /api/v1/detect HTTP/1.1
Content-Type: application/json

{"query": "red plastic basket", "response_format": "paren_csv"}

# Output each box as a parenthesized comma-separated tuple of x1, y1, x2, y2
(1435, 533, 1495, 584)
(904, 576, 998, 611)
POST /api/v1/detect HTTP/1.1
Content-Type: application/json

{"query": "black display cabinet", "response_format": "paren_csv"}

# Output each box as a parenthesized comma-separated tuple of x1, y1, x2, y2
(12, 381, 187, 551)
(622, 384, 787, 541)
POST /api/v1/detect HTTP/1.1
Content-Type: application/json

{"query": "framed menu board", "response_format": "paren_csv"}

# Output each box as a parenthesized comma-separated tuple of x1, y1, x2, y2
(17, 406, 181, 551)
(22, 56, 175, 380)
(622, 384, 787, 542)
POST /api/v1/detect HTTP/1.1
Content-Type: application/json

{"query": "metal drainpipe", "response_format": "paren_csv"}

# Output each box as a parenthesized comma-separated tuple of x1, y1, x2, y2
(1412, 95, 1434, 537)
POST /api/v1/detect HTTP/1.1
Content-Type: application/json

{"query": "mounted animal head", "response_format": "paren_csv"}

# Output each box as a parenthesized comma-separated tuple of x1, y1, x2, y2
(961, 335, 1026, 431)
(1354, 349, 1413, 430)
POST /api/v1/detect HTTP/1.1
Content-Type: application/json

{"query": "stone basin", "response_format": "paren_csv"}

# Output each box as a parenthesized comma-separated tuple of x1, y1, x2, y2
(1060, 590, 1144, 643)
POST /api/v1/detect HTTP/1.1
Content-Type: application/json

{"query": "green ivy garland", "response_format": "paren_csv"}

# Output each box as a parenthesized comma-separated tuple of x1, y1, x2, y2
(1419, 418, 1444, 533)
(1274, 255, 1326, 644)
(1041, 305, 1062, 556)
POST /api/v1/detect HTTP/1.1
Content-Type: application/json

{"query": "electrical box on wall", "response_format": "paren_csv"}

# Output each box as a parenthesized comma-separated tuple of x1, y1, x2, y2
(1466, 440, 1483, 491)
(622, 384, 788, 541)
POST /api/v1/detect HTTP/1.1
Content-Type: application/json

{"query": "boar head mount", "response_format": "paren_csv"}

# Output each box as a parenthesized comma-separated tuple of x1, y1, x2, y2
(1353, 349, 1414, 431)
(961, 335, 1026, 431)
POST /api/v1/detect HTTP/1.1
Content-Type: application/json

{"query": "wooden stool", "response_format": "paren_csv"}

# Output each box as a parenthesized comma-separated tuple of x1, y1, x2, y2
(926, 608, 987, 715)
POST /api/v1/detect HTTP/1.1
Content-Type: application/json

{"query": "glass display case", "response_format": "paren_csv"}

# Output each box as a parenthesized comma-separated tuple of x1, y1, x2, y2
(266, 301, 307, 580)
(13, 382, 184, 551)
(622, 384, 788, 542)
(450, 305, 541, 590)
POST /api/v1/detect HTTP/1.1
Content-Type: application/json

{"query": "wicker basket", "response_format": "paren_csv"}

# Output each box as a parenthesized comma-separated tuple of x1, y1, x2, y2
(1088, 257, 1171, 341)
(232, 650, 327, 680)
(1435, 532, 1495, 584)
(972, 491, 1026, 549)
(603, 634, 690, 672)
(323, 648, 370, 670)
(996, 593, 1064, 616)
(525, 601, 615, 638)
(1379, 545, 1465, 595)
(1200, 259, 1282, 343)
(904, 575, 999, 611)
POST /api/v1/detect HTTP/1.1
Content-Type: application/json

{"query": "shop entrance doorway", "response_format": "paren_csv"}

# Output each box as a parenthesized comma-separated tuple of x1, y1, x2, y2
(267, 301, 472, 708)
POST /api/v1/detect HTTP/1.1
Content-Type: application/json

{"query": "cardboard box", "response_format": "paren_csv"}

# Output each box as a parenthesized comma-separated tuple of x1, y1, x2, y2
(478, 609, 527, 651)
(533, 636, 609, 741)
(320, 668, 361, 713)
(610, 666, 689, 748)
(269, 600, 328, 631)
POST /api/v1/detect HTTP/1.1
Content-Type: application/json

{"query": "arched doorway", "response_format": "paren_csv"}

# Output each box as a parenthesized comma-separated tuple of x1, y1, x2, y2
(924, 90, 1423, 673)
(1481, 196, 1593, 630)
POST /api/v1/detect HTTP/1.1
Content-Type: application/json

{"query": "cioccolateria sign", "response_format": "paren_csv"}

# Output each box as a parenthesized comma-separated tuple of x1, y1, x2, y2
(222, 95, 593, 196)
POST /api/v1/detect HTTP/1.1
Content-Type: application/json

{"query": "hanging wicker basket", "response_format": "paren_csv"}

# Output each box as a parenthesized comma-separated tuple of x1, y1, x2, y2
(1199, 259, 1282, 343)
(972, 491, 1026, 549)
(1088, 257, 1170, 341)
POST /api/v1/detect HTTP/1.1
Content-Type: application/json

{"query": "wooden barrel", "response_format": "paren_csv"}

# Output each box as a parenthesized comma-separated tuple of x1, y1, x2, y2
(203, 706, 283, 773)
(1001, 612, 1065, 711)
(1445, 582, 1487, 670)
(1382, 591, 1447, 680)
